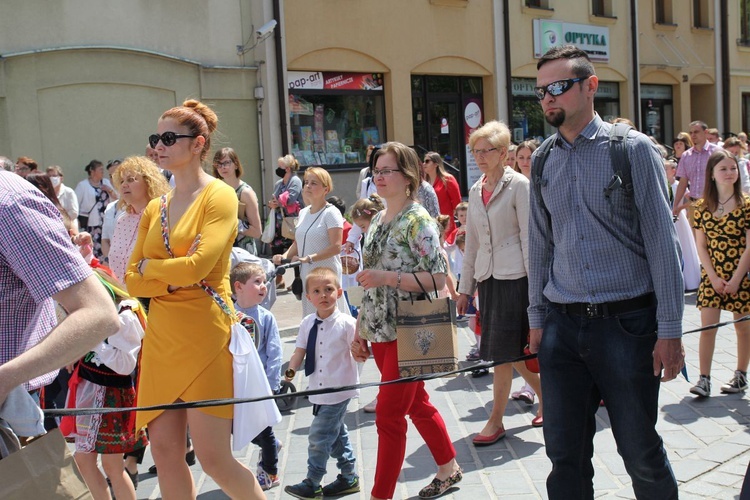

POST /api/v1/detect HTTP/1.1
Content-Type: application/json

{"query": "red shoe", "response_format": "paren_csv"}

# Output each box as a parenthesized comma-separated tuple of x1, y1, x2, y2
(472, 426, 506, 446)
(531, 415, 543, 427)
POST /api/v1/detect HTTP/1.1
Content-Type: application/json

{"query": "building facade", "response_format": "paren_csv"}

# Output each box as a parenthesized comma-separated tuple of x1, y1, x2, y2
(0, 0, 283, 201)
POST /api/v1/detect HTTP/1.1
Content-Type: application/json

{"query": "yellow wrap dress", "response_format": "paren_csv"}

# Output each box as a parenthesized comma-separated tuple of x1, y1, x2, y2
(126, 179, 237, 429)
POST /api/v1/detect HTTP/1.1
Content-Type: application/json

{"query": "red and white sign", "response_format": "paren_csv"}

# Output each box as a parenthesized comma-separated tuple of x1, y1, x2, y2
(288, 71, 384, 91)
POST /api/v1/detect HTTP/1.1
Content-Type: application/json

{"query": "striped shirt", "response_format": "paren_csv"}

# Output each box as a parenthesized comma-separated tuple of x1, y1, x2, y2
(527, 115, 684, 339)
(0, 172, 92, 389)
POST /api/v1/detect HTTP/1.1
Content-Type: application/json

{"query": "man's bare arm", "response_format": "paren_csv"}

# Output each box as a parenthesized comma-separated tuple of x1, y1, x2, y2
(0, 274, 120, 403)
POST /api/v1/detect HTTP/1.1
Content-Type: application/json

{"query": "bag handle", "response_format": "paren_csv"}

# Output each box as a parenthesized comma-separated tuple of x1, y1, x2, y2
(411, 272, 439, 304)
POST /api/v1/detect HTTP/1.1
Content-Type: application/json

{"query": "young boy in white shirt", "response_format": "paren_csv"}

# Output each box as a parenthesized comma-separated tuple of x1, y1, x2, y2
(283, 267, 360, 499)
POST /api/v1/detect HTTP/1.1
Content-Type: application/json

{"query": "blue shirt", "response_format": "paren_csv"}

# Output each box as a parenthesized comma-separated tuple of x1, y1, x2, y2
(528, 115, 684, 339)
(234, 303, 282, 391)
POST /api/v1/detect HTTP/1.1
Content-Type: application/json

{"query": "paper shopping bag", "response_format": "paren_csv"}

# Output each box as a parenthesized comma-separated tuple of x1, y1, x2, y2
(0, 428, 93, 499)
(397, 293, 458, 378)
(230, 322, 282, 451)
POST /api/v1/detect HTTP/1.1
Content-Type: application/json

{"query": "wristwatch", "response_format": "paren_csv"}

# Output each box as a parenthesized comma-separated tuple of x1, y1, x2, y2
(285, 368, 296, 379)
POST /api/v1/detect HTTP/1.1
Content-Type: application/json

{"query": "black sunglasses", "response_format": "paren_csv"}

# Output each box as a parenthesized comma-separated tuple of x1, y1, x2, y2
(534, 76, 591, 100)
(148, 132, 198, 149)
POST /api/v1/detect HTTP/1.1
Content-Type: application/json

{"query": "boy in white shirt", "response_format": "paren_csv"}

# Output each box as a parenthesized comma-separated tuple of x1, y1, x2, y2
(284, 267, 360, 499)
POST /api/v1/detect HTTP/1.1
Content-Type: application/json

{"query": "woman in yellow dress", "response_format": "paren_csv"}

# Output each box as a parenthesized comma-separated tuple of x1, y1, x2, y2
(125, 99, 265, 499)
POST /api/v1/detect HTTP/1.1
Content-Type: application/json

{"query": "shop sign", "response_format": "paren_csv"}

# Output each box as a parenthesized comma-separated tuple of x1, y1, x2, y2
(511, 78, 619, 98)
(288, 71, 384, 91)
(464, 99, 483, 188)
(640, 84, 673, 100)
(533, 20, 610, 62)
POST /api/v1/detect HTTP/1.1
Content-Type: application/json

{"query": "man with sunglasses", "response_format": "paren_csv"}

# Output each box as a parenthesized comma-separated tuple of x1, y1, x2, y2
(527, 45, 684, 500)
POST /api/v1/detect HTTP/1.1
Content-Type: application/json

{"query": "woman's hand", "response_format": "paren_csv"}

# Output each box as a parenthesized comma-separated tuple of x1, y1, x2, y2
(72, 232, 92, 247)
(455, 294, 470, 315)
(268, 198, 279, 209)
(355, 269, 390, 290)
(725, 276, 741, 296)
(351, 337, 369, 362)
(272, 254, 285, 265)
(709, 275, 729, 294)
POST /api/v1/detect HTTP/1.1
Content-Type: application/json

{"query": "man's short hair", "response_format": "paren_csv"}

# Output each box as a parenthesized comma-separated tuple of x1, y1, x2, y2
(689, 120, 708, 131)
(536, 44, 595, 79)
(706, 128, 721, 138)
(229, 262, 265, 293)
(0, 156, 13, 172)
(305, 266, 340, 290)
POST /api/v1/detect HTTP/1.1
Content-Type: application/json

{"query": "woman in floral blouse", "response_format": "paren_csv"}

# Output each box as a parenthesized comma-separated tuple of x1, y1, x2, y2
(352, 142, 462, 500)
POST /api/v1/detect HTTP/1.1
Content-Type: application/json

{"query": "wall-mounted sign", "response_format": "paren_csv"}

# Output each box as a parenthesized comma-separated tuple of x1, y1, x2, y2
(640, 84, 673, 100)
(533, 20, 610, 62)
(288, 71, 384, 91)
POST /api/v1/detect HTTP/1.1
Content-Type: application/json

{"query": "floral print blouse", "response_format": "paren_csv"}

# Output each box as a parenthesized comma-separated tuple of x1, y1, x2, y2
(359, 202, 447, 343)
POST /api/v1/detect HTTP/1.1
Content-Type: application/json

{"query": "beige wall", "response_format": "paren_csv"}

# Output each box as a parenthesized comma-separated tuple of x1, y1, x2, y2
(284, 0, 496, 143)
(638, 0, 717, 132)
(0, 0, 273, 195)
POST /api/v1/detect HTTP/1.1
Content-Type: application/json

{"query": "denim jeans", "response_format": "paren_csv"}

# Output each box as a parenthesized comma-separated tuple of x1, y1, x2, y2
(538, 305, 678, 500)
(251, 426, 278, 475)
(307, 399, 356, 486)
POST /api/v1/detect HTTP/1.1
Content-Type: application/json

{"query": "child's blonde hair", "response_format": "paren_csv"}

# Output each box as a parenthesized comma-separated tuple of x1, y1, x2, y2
(305, 266, 341, 289)
(350, 193, 384, 221)
(435, 214, 451, 238)
(229, 262, 266, 294)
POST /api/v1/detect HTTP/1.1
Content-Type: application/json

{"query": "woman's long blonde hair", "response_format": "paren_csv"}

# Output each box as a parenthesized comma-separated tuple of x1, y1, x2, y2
(111, 156, 171, 214)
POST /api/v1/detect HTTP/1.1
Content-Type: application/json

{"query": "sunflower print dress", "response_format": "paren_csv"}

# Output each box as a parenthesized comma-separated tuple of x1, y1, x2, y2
(693, 195, 750, 312)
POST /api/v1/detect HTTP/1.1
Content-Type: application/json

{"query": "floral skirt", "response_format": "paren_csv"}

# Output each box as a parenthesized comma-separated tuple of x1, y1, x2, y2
(73, 380, 148, 454)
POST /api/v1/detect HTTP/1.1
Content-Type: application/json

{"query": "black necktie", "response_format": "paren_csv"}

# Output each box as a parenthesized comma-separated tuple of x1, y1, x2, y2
(305, 318, 322, 376)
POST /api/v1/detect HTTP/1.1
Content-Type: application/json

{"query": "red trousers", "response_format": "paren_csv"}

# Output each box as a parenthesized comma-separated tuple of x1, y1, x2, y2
(371, 340, 456, 499)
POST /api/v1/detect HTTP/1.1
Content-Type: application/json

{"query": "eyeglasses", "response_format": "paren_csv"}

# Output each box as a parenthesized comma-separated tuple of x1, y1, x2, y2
(470, 148, 497, 157)
(533, 76, 591, 100)
(372, 168, 400, 177)
(216, 160, 234, 168)
(148, 132, 198, 148)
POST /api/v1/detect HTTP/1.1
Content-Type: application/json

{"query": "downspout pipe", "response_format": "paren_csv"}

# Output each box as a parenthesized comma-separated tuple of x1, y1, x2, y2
(503, 0, 513, 123)
(630, 0, 641, 130)
(273, 0, 289, 154)
(720, 0, 730, 135)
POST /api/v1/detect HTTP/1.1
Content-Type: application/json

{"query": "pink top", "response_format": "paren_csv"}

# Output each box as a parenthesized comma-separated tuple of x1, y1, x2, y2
(109, 210, 144, 282)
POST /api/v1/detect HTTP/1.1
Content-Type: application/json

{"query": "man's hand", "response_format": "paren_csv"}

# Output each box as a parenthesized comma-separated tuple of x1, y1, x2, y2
(653, 338, 685, 382)
(529, 328, 543, 354)
(455, 294, 469, 316)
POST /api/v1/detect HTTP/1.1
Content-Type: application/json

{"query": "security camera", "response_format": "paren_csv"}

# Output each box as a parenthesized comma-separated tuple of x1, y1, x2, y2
(256, 20, 277, 38)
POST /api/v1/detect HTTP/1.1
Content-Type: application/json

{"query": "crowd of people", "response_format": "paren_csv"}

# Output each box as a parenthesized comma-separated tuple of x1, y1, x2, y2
(3, 43, 750, 500)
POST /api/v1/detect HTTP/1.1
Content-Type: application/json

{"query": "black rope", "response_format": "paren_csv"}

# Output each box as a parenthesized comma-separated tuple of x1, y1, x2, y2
(45, 313, 750, 417)
(44, 353, 537, 417)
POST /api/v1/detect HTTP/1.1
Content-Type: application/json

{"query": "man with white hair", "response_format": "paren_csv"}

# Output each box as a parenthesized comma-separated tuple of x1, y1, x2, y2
(0, 156, 14, 172)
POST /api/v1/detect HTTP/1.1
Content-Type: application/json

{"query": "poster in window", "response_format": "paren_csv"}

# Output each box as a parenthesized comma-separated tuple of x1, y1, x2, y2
(362, 128, 380, 146)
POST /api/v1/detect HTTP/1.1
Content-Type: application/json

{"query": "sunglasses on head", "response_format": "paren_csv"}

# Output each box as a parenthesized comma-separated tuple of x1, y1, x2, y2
(534, 76, 591, 100)
(148, 131, 198, 149)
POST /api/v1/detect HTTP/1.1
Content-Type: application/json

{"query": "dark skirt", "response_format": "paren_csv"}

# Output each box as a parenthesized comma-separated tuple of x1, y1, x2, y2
(478, 276, 529, 363)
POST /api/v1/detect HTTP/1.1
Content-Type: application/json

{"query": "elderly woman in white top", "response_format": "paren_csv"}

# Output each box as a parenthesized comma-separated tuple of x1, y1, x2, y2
(456, 120, 543, 446)
(75, 159, 118, 259)
(108, 157, 170, 282)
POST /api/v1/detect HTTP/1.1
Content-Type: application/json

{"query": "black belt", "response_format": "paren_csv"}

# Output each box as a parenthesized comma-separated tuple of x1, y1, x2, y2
(551, 293, 656, 319)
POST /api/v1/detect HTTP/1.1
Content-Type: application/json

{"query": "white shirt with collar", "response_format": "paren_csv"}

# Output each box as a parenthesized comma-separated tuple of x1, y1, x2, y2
(295, 309, 359, 405)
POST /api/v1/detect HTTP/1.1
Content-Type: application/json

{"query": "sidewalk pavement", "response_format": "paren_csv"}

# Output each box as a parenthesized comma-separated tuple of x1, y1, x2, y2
(127, 290, 750, 499)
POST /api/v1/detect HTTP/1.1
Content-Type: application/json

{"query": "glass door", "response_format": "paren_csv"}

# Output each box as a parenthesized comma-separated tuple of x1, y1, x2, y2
(427, 98, 462, 185)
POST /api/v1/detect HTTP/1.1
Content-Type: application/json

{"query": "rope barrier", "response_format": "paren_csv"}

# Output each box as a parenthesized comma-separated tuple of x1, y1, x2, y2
(44, 313, 750, 417)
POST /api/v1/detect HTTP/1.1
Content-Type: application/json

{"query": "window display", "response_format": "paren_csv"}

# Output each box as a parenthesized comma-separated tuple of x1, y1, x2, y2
(288, 71, 386, 168)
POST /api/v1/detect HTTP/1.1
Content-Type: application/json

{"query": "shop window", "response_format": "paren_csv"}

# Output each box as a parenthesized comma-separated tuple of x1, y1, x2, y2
(740, 0, 750, 46)
(692, 0, 710, 29)
(655, 0, 674, 25)
(288, 72, 386, 169)
(592, 0, 614, 18)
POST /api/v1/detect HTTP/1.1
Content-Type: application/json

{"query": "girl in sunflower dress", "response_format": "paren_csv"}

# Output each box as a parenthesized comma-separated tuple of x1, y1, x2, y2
(691, 150, 750, 398)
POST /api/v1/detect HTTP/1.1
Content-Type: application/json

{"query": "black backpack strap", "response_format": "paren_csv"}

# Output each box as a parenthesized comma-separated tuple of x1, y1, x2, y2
(609, 123, 633, 195)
